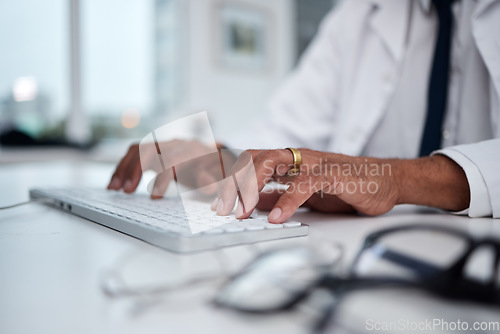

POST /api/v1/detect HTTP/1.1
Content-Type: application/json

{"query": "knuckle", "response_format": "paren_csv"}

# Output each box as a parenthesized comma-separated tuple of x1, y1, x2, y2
(259, 150, 275, 160)
(256, 150, 277, 167)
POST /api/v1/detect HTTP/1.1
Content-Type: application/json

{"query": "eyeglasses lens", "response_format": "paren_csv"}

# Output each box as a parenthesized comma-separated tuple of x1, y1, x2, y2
(352, 229, 469, 281)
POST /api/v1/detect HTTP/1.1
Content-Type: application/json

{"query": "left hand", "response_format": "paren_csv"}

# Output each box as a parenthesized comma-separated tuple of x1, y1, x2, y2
(212, 149, 400, 223)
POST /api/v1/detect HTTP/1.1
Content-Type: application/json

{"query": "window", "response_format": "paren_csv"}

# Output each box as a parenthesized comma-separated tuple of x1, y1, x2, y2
(1, 0, 297, 146)
(83, 0, 182, 140)
(0, 0, 182, 144)
(0, 0, 68, 140)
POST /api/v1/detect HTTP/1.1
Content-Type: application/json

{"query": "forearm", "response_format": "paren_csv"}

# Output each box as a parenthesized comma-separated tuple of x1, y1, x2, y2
(394, 155, 470, 211)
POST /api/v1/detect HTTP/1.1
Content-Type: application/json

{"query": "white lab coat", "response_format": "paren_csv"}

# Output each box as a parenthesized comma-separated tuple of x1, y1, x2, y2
(230, 0, 500, 218)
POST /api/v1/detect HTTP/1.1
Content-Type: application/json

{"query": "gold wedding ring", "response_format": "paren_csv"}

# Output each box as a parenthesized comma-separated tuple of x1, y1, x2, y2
(286, 148, 302, 176)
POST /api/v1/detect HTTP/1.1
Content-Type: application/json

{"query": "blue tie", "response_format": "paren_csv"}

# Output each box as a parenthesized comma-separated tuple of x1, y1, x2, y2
(419, 0, 454, 157)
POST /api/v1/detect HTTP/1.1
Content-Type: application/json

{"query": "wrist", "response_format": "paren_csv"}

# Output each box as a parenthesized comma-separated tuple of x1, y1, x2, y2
(393, 155, 470, 211)
(391, 159, 405, 206)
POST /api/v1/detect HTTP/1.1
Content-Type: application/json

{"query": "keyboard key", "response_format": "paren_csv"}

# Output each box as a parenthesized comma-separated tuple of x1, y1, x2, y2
(245, 225, 265, 231)
(283, 222, 301, 228)
(203, 228, 224, 235)
(264, 223, 283, 229)
(223, 226, 245, 233)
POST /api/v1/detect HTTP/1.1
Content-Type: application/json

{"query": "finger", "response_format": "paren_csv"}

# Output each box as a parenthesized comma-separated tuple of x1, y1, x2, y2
(252, 149, 292, 189)
(273, 173, 303, 185)
(123, 153, 144, 193)
(215, 151, 255, 215)
(211, 195, 220, 211)
(219, 148, 239, 176)
(234, 166, 260, 218)
(255, 189, 287, 211)
(108, 144, 138, 190)
(149, 168, 174, 199)
(234, 149, 292, 218)
(210, 148, 241, 211)
(218, 151, 259, 217)
(267, 177, 316, 223)
(216, 175, 239, 216)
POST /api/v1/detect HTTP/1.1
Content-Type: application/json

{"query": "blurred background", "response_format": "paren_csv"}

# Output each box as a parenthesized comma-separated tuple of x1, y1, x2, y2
(0, 0, 337, 163)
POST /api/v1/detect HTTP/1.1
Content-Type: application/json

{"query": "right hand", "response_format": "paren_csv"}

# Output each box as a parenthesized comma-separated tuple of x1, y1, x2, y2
(107, 140, 235, 198)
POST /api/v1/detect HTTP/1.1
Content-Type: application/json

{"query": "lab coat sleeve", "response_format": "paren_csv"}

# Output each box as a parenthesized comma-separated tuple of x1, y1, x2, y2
(434, 138, 500, 218)
(228, 4, 346, 151)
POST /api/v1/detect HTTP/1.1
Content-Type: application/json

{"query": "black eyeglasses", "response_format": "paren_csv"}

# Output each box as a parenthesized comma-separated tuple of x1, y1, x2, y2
(347, 224, 500, 300)
(213, 239, 343, 313)
(214, 224, 500, 332)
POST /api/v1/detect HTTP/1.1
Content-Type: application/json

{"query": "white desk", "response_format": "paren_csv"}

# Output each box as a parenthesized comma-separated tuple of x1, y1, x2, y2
(1, 162, 499, 334)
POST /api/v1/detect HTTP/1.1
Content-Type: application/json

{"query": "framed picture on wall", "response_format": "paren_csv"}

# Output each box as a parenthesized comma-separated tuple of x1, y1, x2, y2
(214, 2, 271, 71)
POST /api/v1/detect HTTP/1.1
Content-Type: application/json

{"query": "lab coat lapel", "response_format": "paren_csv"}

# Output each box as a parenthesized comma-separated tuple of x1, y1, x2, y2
(370, 0, 409, 62)
(330, 0, 410, 155)
(472, 0, 500, 98)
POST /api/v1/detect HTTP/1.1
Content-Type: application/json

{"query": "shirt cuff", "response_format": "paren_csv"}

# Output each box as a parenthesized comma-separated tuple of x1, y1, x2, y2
(433, 148, 492, 217)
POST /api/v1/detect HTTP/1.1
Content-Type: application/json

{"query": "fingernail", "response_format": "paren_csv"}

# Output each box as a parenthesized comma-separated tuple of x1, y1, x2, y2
(268, 207, 282, 222)
(235, 201, 244, 218)
(108, 177, 120, 189)
(124, 180, 132, 192)
(216, 199, 225, 215)
(211, 197, 219, 211)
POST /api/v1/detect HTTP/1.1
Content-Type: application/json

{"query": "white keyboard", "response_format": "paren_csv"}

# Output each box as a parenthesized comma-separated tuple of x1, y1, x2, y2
(29, 188, 308, 252)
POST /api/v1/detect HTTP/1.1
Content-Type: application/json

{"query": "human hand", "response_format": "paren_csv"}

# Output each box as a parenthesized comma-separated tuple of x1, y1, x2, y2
(212, 149, 400, 223)
(107, 140, 236, 198)
(255, 189, 356, 214)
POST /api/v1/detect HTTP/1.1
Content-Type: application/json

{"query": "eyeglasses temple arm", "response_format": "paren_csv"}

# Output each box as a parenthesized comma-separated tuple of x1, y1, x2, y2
(372, 248, 442, 278)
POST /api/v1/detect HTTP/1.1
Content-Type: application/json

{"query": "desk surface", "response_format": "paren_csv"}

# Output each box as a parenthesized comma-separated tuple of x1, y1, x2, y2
(1, 161, 499, 334)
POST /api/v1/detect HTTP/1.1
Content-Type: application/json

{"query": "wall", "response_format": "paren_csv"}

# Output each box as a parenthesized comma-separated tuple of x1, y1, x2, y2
(177, 0, 296, 140)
